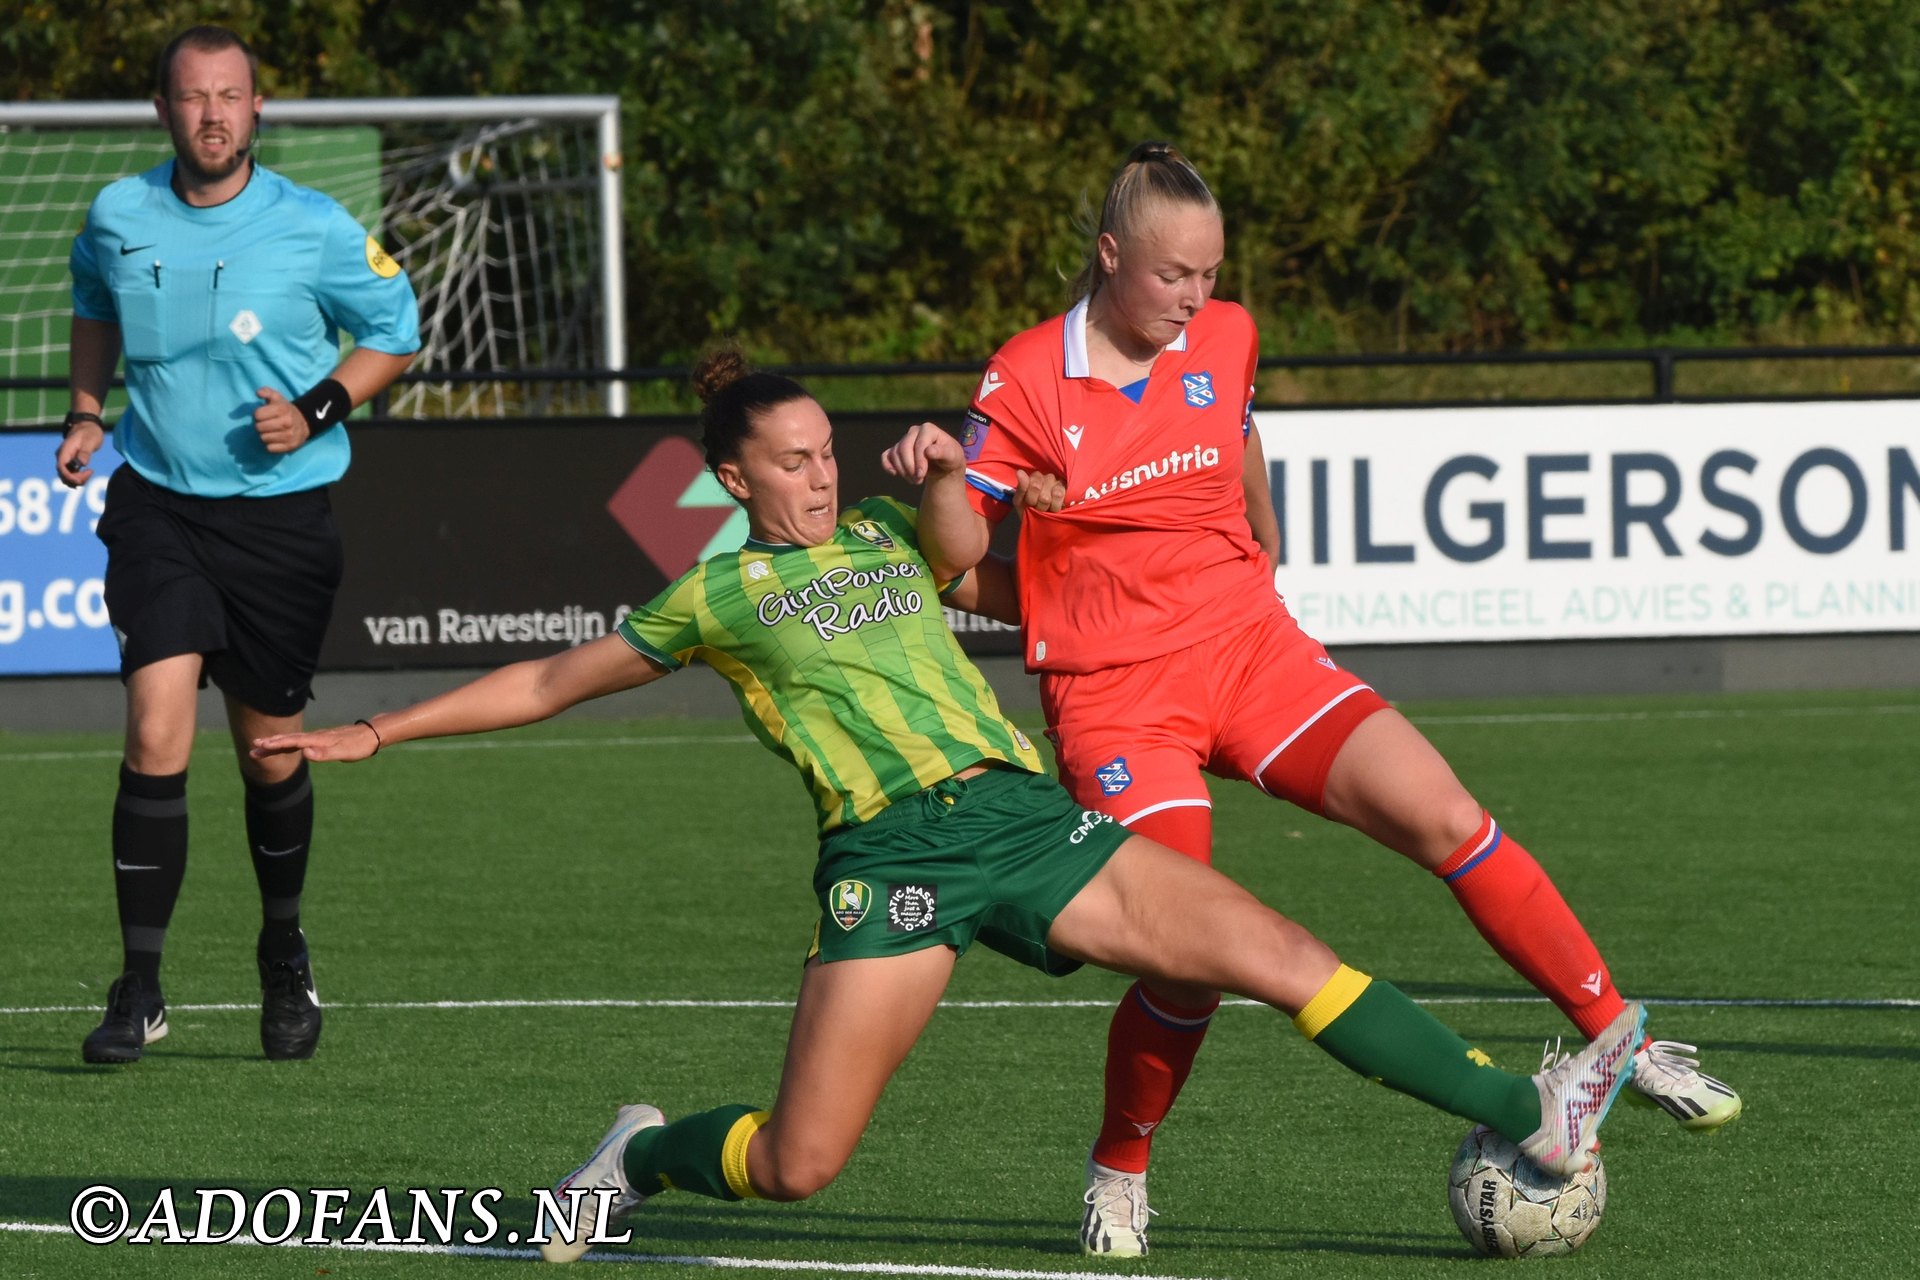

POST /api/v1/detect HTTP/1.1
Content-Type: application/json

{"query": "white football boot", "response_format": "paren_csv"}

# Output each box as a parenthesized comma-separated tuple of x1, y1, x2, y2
(1628, 1039, 1742, 1130)
(1520, 1002, 1644, 1178)
(1081, 1154, 1156, 1257)
(538, 1103, 664, 1263)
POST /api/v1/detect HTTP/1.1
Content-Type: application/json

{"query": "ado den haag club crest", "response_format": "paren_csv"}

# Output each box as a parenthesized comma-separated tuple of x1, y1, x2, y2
(849, 520, 896, 551)
(830, 879, 871, 930)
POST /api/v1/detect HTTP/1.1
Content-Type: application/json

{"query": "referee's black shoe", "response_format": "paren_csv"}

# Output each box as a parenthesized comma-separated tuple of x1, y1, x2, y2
(259, 932, 323, 1060)
(82, 972, 169, 1064)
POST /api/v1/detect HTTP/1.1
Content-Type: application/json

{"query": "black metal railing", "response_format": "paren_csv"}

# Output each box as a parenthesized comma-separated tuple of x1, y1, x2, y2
(8, 343, 1920, 428)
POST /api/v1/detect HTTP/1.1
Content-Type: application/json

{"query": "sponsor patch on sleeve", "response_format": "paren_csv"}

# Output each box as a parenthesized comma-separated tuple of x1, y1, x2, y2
(960, 408, 992, 462)
(365, 235, 401, 278)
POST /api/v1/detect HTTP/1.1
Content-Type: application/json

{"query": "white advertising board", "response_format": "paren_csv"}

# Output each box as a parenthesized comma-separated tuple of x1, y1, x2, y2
(1256, 400, 1920, 643)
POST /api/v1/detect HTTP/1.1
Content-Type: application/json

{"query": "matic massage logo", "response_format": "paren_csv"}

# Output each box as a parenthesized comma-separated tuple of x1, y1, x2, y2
(606, 437, 749, 579)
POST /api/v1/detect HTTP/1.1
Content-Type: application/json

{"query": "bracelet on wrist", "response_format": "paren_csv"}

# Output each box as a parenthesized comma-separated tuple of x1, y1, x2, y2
(63, 410, 104, 434)
(354, 718, 383, 755)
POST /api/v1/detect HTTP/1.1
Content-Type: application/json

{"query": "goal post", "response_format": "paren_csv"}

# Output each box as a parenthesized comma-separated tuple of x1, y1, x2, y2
(0, 95, 626, 424)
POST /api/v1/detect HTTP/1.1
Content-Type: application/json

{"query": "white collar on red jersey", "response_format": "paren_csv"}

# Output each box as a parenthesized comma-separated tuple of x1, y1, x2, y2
(1062, 296, 1189, 379)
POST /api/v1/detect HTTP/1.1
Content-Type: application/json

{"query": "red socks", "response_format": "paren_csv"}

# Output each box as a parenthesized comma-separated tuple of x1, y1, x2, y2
(1095, 807, 1623, 1179)
(1091, 802, 1218, 1172)
(1434, 813, 1625, 1040)
(1092, 982, 1219, 1173)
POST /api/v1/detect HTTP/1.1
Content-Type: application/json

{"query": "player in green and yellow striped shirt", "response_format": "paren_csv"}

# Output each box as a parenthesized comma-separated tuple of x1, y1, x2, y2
(254, 350, 1643, 1265)
(620, 490, 1041, 834)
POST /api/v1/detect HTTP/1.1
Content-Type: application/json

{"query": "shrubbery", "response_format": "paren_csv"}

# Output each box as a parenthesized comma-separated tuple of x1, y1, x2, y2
(11, 0, 1918, 361)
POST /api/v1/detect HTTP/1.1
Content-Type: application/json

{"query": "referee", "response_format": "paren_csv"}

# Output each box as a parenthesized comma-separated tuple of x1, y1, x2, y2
(56, 25, 420, 1064)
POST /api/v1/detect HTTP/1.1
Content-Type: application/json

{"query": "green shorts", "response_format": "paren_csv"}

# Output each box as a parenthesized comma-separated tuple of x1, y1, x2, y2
(810, 767, 1131, 976)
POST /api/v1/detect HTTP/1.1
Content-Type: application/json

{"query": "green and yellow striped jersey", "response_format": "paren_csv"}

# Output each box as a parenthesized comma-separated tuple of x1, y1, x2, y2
(617, 496, 1044, 834)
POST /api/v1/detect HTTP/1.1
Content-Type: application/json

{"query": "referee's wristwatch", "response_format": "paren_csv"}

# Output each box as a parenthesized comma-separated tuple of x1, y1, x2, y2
(63, 410, 105, 434)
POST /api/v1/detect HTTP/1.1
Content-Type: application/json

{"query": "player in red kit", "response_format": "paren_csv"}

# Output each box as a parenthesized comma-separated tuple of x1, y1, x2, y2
(889, 141, 1741, 1258)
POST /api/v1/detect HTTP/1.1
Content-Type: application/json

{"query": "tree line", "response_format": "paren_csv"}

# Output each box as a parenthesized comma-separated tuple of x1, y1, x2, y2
(9, 0, 1918, 363)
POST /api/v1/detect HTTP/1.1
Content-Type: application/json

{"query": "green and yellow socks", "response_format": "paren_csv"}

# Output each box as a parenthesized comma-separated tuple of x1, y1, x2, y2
(616, 967, 1536, 1205)
(622, 1104, 768, 1201)
(1294, 964, 1541, 1144)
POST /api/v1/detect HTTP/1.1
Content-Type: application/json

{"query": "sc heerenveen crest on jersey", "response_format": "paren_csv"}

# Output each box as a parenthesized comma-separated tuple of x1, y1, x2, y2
(1182, 371, 1216, 408)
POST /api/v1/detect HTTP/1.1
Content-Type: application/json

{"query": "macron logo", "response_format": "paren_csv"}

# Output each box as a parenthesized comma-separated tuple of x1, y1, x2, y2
(977, 371, 1004, 401)
(1063, 424, 1084, 449)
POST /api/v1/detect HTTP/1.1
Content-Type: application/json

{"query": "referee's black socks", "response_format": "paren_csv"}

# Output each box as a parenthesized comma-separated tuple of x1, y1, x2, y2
(245, 760, 313, 961)
(113, 765, 189, 985)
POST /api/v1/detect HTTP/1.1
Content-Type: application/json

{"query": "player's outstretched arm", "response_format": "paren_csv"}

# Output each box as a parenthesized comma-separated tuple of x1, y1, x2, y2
(251, 633, 667, 762)
(882, 422, 991, 581)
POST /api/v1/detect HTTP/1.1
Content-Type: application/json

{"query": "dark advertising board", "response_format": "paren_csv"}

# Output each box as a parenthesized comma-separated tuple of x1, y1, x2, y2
(321, 413, 1024, 670)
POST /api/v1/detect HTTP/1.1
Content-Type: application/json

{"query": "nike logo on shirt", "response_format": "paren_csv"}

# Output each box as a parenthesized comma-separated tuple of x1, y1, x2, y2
(119, 243, 156, 255)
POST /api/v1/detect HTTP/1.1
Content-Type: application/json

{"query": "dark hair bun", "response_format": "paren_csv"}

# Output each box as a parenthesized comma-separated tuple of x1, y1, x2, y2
(1126, 140, 1181, 165)
(691, 347, 751, 404)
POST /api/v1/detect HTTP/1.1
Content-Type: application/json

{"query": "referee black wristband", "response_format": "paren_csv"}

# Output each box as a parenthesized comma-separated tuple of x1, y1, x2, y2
(293, 378, 352, 434)
(63, 410, 105, 434)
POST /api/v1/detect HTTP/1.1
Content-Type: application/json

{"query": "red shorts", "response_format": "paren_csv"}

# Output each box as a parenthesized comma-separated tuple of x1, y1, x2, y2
(1040, 611, 1388, 849)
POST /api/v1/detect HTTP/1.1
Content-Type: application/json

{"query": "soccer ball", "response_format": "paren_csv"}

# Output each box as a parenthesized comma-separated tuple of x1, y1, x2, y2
(1447, 1125, 1606, 1258)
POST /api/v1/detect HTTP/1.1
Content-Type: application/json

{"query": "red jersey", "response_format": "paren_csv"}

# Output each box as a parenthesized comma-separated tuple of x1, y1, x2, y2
(962, 298, 1274, 673)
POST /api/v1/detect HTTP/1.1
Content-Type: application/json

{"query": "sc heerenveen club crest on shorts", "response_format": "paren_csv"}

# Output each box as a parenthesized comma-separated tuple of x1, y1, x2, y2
(830, 880, 871, 930)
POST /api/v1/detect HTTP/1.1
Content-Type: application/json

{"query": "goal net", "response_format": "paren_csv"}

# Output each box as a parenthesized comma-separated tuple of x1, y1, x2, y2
(0, 96, 625, 426)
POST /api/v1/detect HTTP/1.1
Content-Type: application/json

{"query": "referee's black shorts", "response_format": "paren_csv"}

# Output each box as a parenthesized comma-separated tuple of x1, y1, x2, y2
(98, 465, 344, 717)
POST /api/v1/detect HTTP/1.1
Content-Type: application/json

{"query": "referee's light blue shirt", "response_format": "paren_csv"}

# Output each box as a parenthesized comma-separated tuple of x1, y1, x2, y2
(70, 160, 421, 499)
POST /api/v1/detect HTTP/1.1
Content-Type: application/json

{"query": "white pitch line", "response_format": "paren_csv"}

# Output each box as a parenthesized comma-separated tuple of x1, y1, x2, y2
(1413, 703, 1920, 726)
(4, 994, 1914, 1017)
(0, 734, 758, 764)
(0, 1222, 1203, 1278)
(405, 734, 760, 753)
(5, 703, 1920, 764)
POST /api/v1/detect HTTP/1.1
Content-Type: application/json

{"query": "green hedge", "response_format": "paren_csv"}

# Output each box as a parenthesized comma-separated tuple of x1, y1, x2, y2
(10, 0, 1919, 361)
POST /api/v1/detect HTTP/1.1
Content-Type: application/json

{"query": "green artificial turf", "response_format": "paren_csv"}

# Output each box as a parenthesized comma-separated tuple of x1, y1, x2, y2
(2, 690, 1915, 1278)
